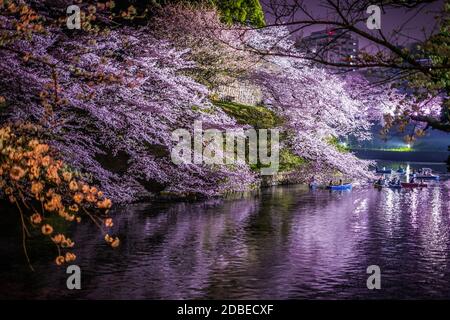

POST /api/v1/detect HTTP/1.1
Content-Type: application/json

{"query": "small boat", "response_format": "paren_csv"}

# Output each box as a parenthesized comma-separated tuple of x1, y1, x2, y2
(410, 168, 440, 180)
(374, 183, 402, 189)
(411, 175, 440, 180)
(401, 182, 427, 188)
(327, 183, 352, 191)
(396, 168, 406, 174)
(309, 183, 318, 190)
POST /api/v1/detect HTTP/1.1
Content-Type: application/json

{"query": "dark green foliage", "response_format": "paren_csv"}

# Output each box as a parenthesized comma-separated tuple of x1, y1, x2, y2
(113, 0, 265, 27)
(214, 0, 265, 27)
(213, 100, 304, 172)
(212, 100, 281, 129)
(278, 148, 306, 172)
(326, 136, 350, 153)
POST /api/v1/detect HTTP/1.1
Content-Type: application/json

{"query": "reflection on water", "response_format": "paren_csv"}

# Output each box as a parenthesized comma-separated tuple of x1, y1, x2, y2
(0, 171, 450, 299)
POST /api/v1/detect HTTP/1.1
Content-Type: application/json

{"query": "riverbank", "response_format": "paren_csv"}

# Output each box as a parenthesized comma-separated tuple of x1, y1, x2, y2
(156, 171, 305, 202)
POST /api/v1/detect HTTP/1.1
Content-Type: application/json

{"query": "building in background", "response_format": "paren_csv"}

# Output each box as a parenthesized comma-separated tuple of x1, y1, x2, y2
(295, 29, 359, 66)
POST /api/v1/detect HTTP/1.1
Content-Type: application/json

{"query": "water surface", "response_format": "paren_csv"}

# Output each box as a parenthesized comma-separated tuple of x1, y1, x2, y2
(0, 163, 449, 299)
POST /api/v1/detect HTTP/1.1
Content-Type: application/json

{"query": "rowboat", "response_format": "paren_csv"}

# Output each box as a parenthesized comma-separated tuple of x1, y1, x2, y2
(410, 174, 439, 180)
(401, 182, 428, 188)
(374, 183, 402, 189)
(309, 183, 318, 190)
(327, 183, 352, 191)
(410, 168, 440, 180)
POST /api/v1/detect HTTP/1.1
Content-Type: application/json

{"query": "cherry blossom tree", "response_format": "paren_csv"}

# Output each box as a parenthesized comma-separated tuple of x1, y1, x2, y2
(232, 27, 372, 180)
(0, 1, 257, 202)
(2, 1, 418, 205)
(151, 11, 379, 182)
(151, 3, 256, 88)
(343, 73, 444, 141)
(252, 58, 374, 180)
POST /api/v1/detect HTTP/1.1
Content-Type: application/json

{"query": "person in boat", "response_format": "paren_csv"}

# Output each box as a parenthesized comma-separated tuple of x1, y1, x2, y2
(389, 178, 400, 186)
(339, 179, 343, 185)
(375, 177, 385, 186)
(309, 176, 317, 188)
(411, 169, 417, 181)
(329, 180, 333, 186)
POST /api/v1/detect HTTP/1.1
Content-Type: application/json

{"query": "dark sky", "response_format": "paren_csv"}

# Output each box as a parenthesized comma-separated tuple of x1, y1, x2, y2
(261, 0, 445, 49)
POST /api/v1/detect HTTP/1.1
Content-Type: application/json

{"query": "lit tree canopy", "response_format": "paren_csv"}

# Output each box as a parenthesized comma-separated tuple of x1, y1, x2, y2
(1, 1, 424, 204)
(252, 0, 450, 132)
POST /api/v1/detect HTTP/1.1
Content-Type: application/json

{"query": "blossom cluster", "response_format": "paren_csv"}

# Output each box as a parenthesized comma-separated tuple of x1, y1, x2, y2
(0, 122, 119, 267)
